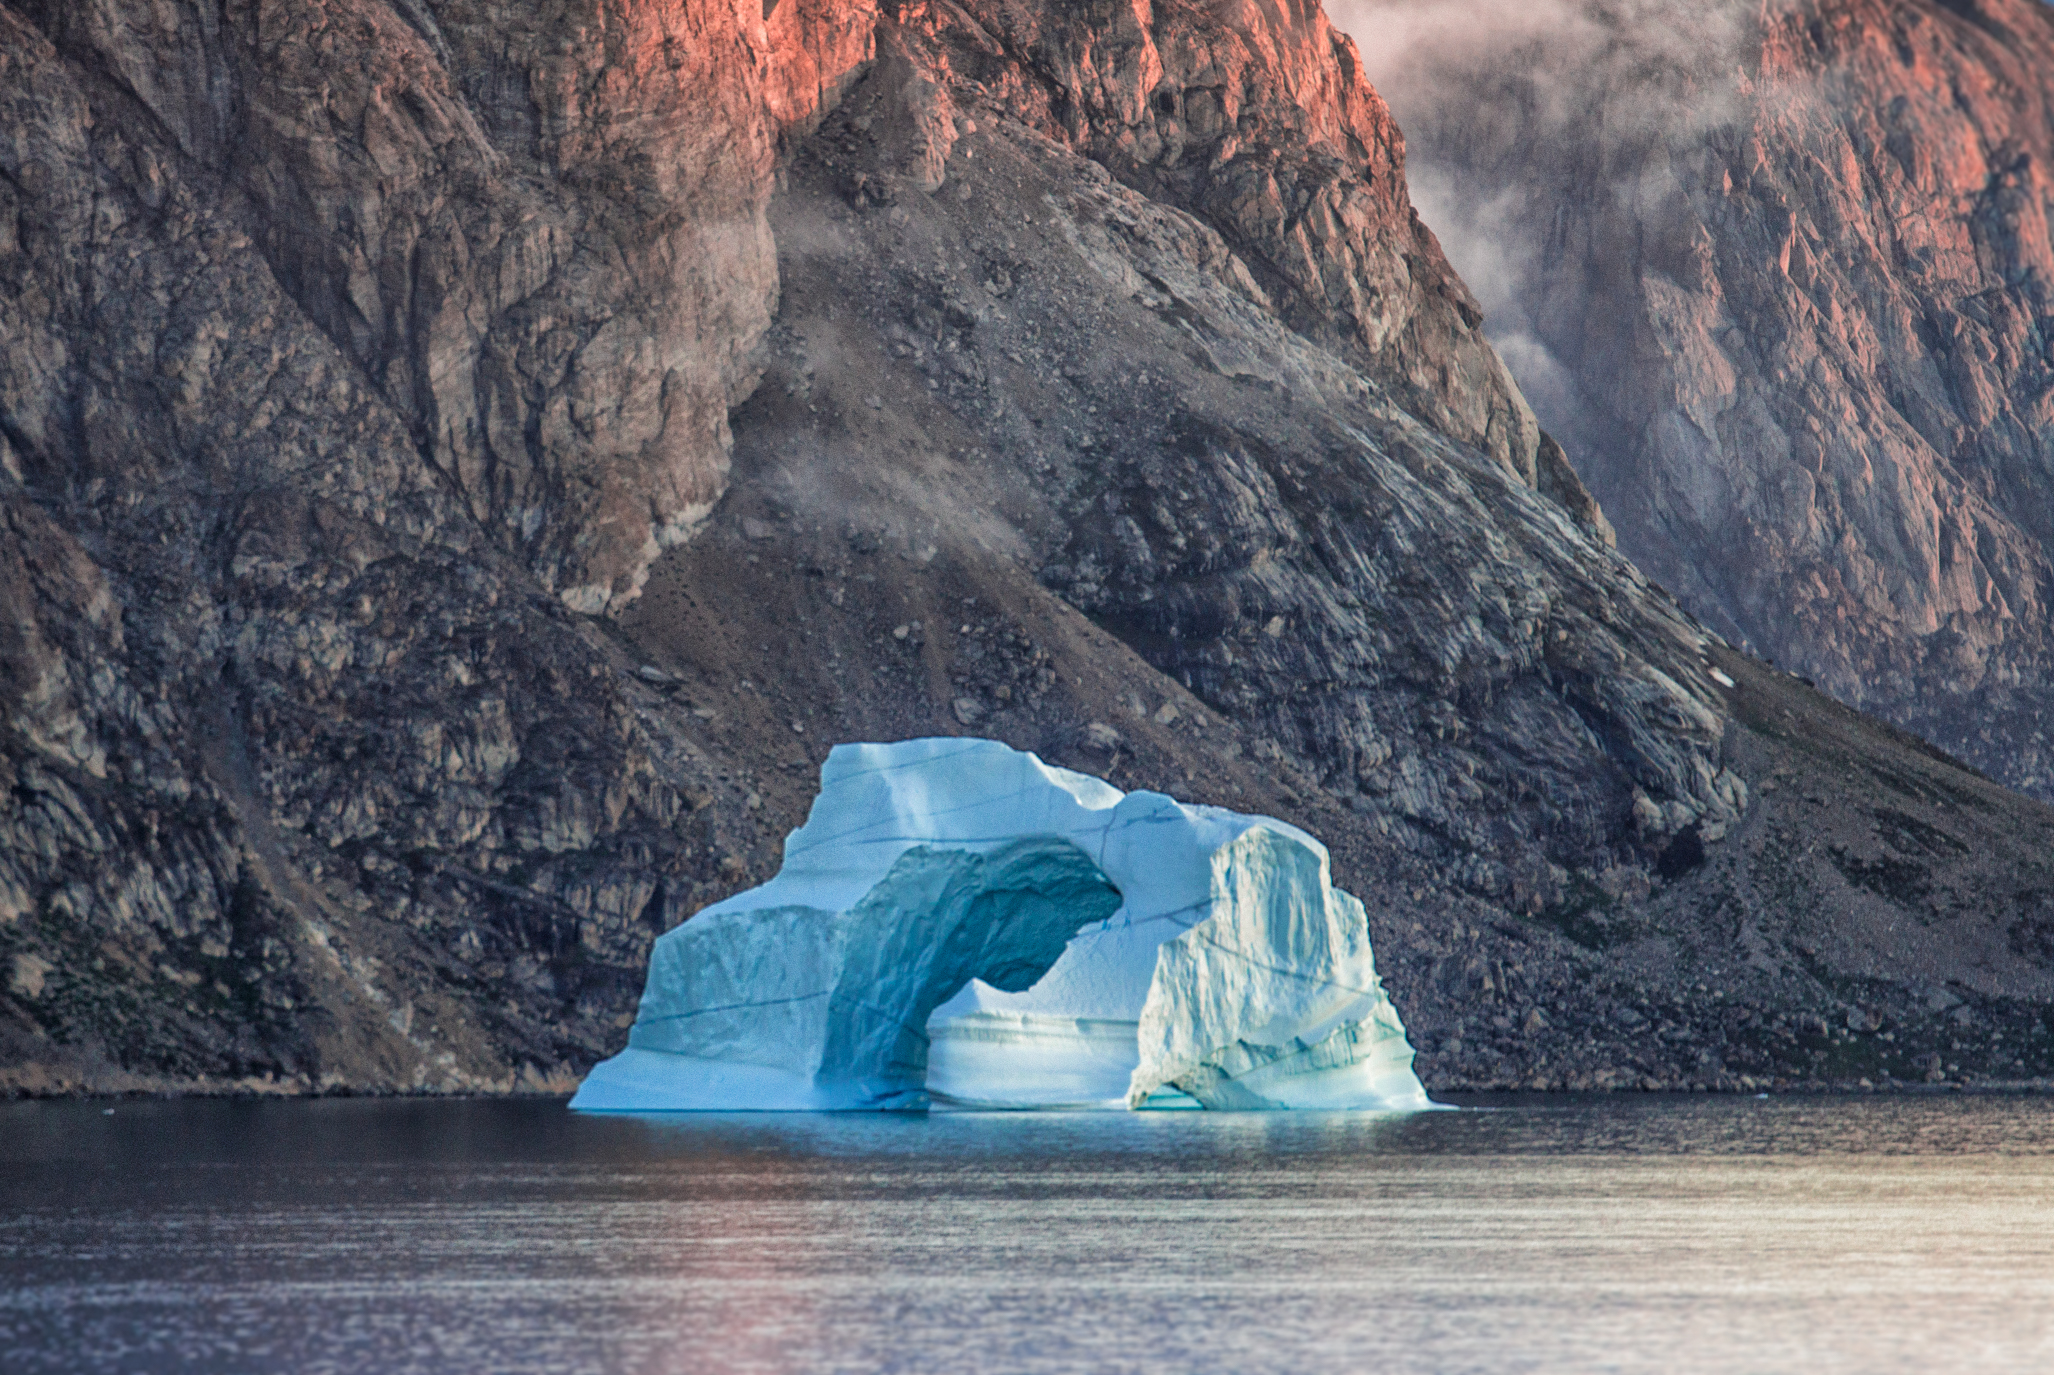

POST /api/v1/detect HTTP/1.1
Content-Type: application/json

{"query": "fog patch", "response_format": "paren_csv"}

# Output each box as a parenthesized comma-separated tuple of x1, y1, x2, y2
(1336, 0, 1768, 444)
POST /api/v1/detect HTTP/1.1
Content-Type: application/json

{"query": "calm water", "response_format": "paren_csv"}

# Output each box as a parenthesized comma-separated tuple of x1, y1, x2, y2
(3, 1095, 2052, 1374)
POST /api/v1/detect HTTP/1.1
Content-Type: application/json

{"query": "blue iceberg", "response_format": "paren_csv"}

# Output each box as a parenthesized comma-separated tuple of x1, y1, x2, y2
(572, 738, 1430, 1112)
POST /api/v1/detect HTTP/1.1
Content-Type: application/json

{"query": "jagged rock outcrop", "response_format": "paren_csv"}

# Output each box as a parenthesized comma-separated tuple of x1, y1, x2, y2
(3, 0, 2052, 1098)
(1354, 0, 2054, 796)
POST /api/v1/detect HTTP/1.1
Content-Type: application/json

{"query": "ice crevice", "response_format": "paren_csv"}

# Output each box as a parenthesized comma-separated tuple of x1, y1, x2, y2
(571, 739, 1432, 1112)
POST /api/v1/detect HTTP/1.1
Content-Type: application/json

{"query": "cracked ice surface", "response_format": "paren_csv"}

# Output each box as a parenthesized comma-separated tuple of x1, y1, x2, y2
(571, 738, 1429, 1112)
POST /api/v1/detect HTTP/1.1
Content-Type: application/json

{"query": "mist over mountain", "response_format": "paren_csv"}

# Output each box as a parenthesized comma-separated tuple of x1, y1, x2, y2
(3, 0, 2052, 1099)
(1346, 0, 2054, 799)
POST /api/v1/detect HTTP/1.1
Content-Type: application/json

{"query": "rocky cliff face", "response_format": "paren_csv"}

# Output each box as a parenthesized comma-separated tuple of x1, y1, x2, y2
(3, 0, 2052, 1098)
(1352, 0, 2054, 797)
(0, 0, 831, 1093)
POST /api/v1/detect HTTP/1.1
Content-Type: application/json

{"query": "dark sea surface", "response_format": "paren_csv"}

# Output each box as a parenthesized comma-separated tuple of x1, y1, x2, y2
(2, 1094, 2051, 1374)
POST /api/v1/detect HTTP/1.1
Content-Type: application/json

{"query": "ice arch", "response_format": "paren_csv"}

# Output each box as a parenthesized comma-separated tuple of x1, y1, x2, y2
(578, 839, 1121, 1111)
(572, 739, 1430, 1112)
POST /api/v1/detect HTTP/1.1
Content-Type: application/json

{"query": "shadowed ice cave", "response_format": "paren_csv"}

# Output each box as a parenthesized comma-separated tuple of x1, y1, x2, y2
(572, 740, 1430, 1112)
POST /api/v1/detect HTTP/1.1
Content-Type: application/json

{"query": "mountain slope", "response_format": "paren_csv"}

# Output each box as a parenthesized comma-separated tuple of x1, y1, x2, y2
(2, 0, 2051, 1097)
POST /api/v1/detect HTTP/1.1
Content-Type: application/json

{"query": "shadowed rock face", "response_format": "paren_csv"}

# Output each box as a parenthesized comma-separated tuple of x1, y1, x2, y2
(1, 0, 2051, 1098)
(1351, 0, 2054, 797)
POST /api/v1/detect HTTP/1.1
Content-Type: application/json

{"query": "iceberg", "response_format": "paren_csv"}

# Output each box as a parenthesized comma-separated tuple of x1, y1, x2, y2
(571, 738, 1431, 1112)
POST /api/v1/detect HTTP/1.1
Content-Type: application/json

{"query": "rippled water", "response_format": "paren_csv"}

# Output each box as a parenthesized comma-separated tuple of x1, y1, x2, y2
(3, 1094, 2052, 1373)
